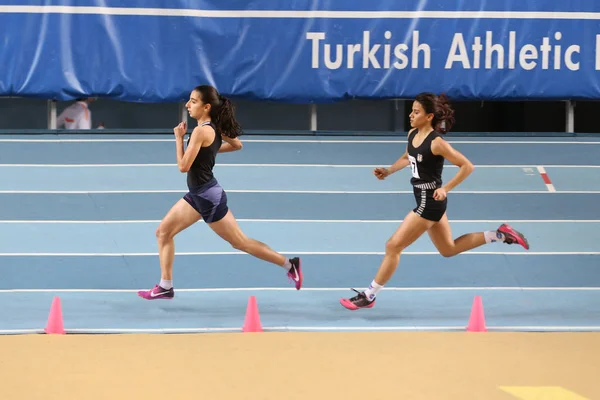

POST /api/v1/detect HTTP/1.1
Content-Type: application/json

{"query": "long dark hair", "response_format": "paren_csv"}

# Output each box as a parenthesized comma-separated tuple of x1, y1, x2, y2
(414, 92, 455, 134)
(194, 85, 243, 138)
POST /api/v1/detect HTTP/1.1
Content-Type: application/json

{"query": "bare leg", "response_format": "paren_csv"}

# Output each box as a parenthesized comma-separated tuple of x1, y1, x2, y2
(340, 211, 435, 310)
(138, 199, 202, 300)
(374, 210, 436, 285)
(428, 213, 532, 256)
(207, 210, 304, 289)
(427, 213, 487, 257)
(155, 199, 202, 280)
(208, 210, 287, 266)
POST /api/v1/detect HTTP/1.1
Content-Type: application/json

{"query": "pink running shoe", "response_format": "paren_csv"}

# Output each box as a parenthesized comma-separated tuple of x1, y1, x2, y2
(340, 289, 376, 310)
(497, 224, 530, 250)
(286, 257, 303, 290)
(137, 285, 174, 300)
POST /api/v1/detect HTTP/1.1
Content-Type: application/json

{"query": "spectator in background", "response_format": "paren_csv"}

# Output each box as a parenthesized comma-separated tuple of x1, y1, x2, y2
(56, 98, 97, 129)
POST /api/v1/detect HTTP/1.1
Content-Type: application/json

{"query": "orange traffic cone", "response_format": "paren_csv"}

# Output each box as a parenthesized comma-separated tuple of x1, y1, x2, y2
(466, 295, 487, 332)
(242, 296, 263, 333)
(44, 296, 66, 334)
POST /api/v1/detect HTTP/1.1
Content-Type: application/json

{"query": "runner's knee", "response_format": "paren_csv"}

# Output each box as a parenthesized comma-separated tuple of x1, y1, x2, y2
(228, 235, 251, 252)
(385, 238, 406, 255)
(156, 224, 174, 243)
(438, 247, 457, 258)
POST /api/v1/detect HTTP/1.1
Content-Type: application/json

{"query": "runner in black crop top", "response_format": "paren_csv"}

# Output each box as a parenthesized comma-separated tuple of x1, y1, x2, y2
(137, 85, 304, 302)
(406, 128, 445, 188)
(340, 92, 530, 311)
(186, 121, 222, 189)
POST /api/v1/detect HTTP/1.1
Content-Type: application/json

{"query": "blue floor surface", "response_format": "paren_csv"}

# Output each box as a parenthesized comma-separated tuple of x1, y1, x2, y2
(0, 221, 596, 254)
(0, 193, 597, 220)
(0, 135, 598, 333)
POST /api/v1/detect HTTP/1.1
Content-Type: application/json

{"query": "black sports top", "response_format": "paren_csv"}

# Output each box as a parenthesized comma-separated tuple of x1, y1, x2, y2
(406, 128, 445, 189)
(186, 121, 222, 189)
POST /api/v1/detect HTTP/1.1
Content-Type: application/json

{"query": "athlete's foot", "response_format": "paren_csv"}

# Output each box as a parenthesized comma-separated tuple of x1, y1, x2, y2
(286, 257, 303, 290)
(498, 224, 530, 250)
(137, 285, 174, 300)
(340, 289, 376, 310)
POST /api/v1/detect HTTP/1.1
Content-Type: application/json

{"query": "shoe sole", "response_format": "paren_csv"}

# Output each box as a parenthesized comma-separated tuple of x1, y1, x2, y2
(339, 298, 375, 310)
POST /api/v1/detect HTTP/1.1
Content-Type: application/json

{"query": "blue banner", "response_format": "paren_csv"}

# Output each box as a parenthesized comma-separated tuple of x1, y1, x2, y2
(1, 1, 600, 102)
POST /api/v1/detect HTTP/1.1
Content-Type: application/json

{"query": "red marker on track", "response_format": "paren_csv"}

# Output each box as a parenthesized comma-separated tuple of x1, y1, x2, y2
(536, 166, 556, 192)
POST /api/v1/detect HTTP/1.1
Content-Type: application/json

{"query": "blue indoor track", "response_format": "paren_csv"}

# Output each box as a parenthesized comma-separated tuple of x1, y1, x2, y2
(1, 135, 599, 334)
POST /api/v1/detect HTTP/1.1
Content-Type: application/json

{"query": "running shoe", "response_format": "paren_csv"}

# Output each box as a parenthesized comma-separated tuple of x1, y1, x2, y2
(137, 285, 174, 300)
(497, 224, 530, 250)
(340, 289, 376, 310)
(287, 257, 303, 290)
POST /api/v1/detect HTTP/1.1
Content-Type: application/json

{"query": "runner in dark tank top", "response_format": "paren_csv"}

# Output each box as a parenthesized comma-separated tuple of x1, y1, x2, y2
(340, 92, 530, 311)
(138, 85, 303, 301)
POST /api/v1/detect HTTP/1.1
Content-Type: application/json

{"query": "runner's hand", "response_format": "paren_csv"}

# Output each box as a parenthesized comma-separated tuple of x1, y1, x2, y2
(373, 167, 390, 180)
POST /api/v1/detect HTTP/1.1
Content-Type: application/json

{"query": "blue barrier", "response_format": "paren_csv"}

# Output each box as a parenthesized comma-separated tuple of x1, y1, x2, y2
(1, 1, 600, 103)
(2, 129, 599, 138)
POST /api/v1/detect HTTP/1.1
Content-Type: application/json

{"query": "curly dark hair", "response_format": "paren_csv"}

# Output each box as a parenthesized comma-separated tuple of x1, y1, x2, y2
(193, 85, 243, 138)
(414, 92, 455, 134)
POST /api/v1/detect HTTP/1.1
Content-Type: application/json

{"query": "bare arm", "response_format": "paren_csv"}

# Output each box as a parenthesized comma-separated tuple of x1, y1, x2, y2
(374, 150, 410, 180)
(373, 130, 413, 180)
(177, 126, 205, 173)
(431, 137, 474, 193)
(219, 135, 243, 153)
(388, 129, 416, 173)
(388, 151, 410, 173)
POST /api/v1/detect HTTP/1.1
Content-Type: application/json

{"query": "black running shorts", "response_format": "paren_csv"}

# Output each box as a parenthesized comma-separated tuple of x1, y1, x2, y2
(412, 186, 447, 222)
(183, 177, 229, 223)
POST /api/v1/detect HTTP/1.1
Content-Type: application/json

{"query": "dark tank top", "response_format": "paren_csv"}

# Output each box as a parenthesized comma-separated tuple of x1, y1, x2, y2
(406, 128, 445, 188)
(186, 121, 222, 189)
